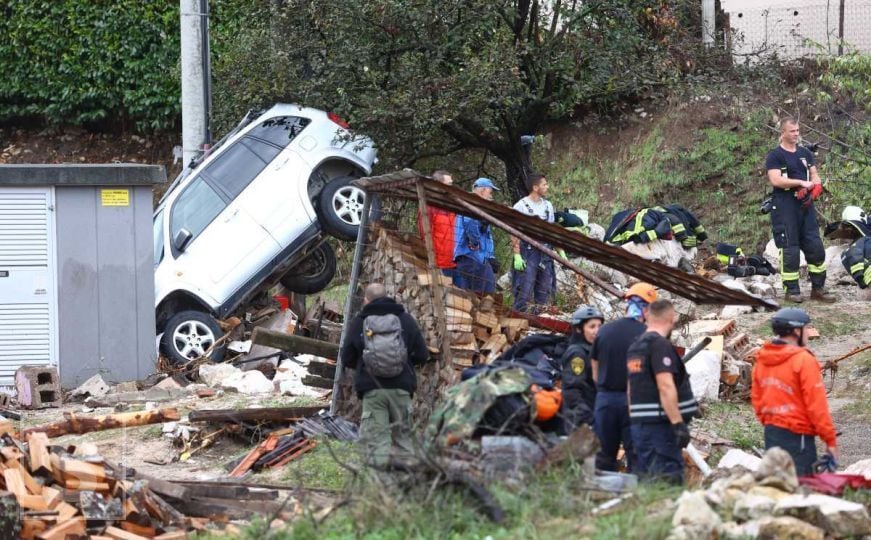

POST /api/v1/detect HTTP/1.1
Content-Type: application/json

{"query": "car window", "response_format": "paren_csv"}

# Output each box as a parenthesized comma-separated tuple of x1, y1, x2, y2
(170, 178, 226, 247)
(153, 209, 164, 264)
(247, 116, 310, 147)
(201, 138, 280, 200)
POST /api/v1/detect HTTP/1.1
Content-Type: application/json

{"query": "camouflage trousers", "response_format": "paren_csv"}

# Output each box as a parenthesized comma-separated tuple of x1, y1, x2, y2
(360, 388, 413, 466)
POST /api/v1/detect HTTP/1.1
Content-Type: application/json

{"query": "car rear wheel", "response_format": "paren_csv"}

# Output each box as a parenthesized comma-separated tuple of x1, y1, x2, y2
(280, 241, 337, 294)
(160, 310, 225, 365)
(317, 177, 366, 241)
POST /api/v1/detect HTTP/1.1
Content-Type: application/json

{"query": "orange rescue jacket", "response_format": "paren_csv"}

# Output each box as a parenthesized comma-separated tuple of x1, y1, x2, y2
(417, 207, 456, 269)
(751, 341, 836, 448)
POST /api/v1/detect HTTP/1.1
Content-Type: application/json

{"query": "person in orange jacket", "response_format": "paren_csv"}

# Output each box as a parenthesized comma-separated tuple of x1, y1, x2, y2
(751, 307, 837, 476)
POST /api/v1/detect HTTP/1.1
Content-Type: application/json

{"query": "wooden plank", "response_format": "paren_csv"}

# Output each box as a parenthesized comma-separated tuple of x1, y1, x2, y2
(188, 406, 323, 424)
(41, 486, 62, 508)
(3, 468, 26, 497)
(119, 521, 157, 538)
(133, 473, 188, 501)
(35, 516, 85, 540)
(19, 494, 48, 510)
(104, 525, 151, 540)
(58, 457, 107, 482)
(55, 501, 79, 522)
(63, 479, 110, 491)
(27, 432, 52, 476)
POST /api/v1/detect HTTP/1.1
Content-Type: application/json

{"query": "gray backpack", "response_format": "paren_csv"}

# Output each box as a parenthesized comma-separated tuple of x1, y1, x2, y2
(362, 314, 408, 378)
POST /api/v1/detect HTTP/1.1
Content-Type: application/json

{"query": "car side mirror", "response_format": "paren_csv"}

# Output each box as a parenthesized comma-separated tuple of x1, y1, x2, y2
(173, 228, 193, 252)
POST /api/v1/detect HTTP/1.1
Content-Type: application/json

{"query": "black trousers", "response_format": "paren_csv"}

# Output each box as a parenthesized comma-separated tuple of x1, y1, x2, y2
(764, 424, 817, 476)
(770, 191, 826, 293)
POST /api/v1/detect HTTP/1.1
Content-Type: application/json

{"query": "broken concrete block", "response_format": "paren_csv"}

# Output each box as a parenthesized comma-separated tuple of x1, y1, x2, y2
(733, 493, 776, 521)
(844, 458, 871, 480)
(754, 447, 798, 492)
(15, 366, 62, 408)
(70, 374, 110, 400)
(480, 436, 545, 482)
(748, 281, 776, 298)
(587, 222, 606, 241)
(773, 493, 871, 538)
(112, 381, 139, 393)
(757, 516, 823, 540)
(198, 363, 242, 387)
(747, 485, 791, 502)
(717, 520, 761, 540)
(154, 377, 183, 390)
(685, 350, 721, 401)
(719, 279, 749, 294)
(824, 244, 849, 283)
(671, 491, 721, 533)
(277, 378, 326, 398)
(719, 304, 753, 318)
(220, 370, 274, 394)
(717, 448, 762, 471)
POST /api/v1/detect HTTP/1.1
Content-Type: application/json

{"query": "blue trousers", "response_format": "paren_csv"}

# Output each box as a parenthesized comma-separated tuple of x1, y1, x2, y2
(453, 255, 495, 294)
(764, 424, 817, 476)
(770, 192, 826, 292)
(631, 422, 684, 484)
(594, 391, 635, 472)
(512, 244, 555, 313)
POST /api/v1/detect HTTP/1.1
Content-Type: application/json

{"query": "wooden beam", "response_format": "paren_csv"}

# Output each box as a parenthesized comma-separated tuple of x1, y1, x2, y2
(250, 327, 339, 359)
(188, 406, 323, 424)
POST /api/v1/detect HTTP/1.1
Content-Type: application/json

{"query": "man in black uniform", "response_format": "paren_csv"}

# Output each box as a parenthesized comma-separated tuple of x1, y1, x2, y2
(627, 300, 699, 484)
(559, 305, 603, 434)
(765, 117, 835, 303)
(590, 282, 657, 472)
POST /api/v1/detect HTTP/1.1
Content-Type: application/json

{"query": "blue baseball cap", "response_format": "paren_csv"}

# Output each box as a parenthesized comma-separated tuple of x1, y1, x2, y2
(473, 178, 500, 191)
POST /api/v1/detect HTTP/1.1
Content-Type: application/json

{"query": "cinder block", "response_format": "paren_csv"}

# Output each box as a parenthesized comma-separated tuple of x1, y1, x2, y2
(14, 366, 62, 409)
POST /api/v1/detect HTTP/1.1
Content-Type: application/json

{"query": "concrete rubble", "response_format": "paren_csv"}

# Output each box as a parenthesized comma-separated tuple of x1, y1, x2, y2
(668, 447, 871, 540)
(69, 374, 110, 400)
(219, 369, 274, 394)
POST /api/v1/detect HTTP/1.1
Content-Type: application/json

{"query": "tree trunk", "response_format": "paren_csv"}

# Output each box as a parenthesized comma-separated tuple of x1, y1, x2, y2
(502, 150, 535, 202)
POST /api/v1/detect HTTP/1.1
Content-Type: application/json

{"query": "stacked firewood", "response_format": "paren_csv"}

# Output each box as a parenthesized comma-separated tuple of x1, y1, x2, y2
(365, 228, 530, 369)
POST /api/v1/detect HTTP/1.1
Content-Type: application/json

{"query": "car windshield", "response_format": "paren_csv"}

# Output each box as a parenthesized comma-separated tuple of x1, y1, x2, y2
(153, 209, 164, 265)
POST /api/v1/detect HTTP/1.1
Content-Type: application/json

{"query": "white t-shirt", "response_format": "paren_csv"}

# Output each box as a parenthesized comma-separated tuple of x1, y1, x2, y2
(513, 196, 555, 223)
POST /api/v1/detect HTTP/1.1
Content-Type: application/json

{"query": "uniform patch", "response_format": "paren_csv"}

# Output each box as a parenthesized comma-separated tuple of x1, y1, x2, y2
(571, 357, 584, 375)
(628, 358, 643, 374)
(662, 357, 672, 367)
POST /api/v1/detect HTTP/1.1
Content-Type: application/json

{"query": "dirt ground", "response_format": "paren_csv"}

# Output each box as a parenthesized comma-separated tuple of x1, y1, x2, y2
(18, 390, 332, 482)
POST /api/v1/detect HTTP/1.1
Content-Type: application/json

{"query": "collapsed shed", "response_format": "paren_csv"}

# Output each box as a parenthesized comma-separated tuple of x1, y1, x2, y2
(331, 170, 776, 417)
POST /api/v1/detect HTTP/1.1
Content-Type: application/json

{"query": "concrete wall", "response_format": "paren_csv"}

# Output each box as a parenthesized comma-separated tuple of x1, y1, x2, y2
(55, 186, 155, 386)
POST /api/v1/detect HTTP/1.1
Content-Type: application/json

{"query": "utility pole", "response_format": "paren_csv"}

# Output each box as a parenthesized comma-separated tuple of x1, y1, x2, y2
(702, 0, 716, 48)
(180, 0, 211, 168)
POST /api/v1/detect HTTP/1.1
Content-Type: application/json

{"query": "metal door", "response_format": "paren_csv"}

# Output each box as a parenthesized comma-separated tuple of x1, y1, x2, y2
(0, 187, 57, 386)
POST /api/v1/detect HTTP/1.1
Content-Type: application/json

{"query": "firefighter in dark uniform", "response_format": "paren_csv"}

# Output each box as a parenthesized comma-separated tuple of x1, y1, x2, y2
(559, 305, 604, 434)
(765, 117, 835, 304)
(627, 299, 699, 484)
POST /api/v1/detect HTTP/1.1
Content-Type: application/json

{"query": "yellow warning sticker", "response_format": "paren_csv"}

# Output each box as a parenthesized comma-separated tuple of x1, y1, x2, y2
(101, 189, 130, 207)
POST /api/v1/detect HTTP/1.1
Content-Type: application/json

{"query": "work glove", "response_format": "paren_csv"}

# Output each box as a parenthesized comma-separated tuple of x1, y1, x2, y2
(556, 248, 567, 260)
(513, 253, 526, 271)
(488, 258, 500, 274)
(672, 422, 691, 448)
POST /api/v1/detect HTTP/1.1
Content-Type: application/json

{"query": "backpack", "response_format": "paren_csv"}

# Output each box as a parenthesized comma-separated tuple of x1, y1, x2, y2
(362, 314, 408, 378)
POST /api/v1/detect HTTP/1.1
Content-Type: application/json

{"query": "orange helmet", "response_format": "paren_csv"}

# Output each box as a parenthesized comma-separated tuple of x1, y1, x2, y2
(624, 282, 657, 303)
(531, 386, 562, 422)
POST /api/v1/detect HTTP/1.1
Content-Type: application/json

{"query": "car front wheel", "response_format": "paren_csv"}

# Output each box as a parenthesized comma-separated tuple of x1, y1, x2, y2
(160, 310, 225, 365)
(317, 176, 366, 241)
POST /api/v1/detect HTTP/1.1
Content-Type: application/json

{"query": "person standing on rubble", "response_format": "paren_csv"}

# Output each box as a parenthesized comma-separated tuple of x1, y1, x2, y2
(340, 283, 430, 466)
(559, 305, 604, 434)
(765, 118, 834, 304)
(590, 282, 657, 472)
(453, 178, 500, 294)
(418, 170, 456, 278)
(627, 299, 699, 484)
(751, 307, 838, 476)
(511, 173, 557, 313)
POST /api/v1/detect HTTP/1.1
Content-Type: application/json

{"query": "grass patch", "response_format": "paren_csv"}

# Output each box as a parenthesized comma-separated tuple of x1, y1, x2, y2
(809, 316, 865, 339)
(840, 393, 871, 421)
(280, 440, 360, 490)
(695, 401, 764, 451)
(200, 466, 681, 540)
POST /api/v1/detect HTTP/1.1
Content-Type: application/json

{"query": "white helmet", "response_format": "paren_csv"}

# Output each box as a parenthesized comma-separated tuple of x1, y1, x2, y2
(842, 205, 867, 222)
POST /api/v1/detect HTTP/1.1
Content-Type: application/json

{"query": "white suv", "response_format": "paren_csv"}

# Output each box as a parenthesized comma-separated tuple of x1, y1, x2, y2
(154, 104, 376, 364)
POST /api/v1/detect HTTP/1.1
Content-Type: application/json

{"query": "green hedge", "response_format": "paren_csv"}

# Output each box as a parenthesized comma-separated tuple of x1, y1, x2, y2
(0, 0, 180, 130)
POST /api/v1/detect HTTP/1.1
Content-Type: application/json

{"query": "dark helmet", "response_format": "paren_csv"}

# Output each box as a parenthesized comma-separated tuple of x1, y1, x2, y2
(771, 307, 811, 336)
(571, 305, 604, 326)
